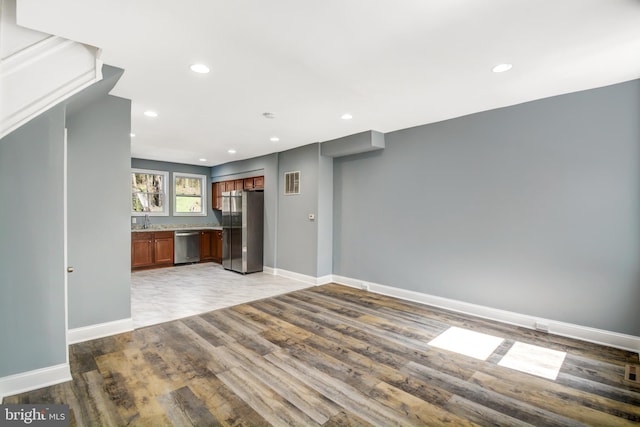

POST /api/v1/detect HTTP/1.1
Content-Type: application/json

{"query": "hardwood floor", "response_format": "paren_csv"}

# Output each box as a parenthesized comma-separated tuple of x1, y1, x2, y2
(5, 284, 640, 426)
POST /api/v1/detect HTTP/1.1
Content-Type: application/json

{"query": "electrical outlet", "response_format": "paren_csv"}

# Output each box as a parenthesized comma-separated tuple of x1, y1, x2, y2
(131, 217, 137, 224)
(360, 283, 369, 291)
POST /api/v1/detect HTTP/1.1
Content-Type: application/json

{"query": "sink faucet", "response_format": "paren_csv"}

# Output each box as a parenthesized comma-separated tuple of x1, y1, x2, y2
(143, 214, 150, 229)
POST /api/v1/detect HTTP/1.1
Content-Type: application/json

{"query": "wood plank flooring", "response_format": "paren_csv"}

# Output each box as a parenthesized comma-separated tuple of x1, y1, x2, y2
(4, 284, 640, 426)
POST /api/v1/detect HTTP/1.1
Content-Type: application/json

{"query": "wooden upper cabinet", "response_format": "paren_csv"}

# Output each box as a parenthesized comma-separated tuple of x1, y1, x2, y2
(212, 175, 264, 210)
(242, 176, 264, 189)
(253, 176, 264, 189)
(212, 182, 223, 210)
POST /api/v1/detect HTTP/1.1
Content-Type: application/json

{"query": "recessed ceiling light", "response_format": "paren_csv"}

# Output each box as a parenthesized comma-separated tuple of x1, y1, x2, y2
(199, 158, 207, 162)
(228, 149, 236, 154)
(270, 137, 280, 142)
(341, 113, 353, 120)
(130, 133, 136, 138)
(190, 63, 210, 74)
(144, 111, 158, 118)
(492, 63, 513, 73)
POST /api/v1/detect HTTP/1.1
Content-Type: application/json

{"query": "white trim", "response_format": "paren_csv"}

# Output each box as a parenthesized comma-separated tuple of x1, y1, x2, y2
(267, 268, 327, 285)
(316, 275, 333, 285)
(131, 168, 170, 216)
(263, 266, 275, 275)
(1, 69, 97, 139)
(67, 318, 133, 345)
(0, 364, 71, 403)
(270, 268, 317, 285)
(1, 32, 101, 139)
(330, 275, 640, 354)
(63, 128, 69, 365)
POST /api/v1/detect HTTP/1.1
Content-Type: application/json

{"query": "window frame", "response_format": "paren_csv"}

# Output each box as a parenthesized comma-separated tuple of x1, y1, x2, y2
(173, 172, 207, 217)
(131, 168, 169, 216)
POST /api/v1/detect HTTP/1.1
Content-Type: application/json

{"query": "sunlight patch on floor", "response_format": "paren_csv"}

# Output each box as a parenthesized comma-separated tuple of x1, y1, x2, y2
(428, 326, 504, 360)
(498, 341, 567, 380)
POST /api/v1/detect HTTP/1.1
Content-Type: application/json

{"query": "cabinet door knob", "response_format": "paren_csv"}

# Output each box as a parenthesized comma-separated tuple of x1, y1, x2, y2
(67, 267, 74, 273)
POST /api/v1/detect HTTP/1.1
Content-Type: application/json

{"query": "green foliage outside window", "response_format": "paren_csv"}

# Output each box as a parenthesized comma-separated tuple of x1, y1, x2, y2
(175, 175, 204, 214)
(132, 172, 166, 213)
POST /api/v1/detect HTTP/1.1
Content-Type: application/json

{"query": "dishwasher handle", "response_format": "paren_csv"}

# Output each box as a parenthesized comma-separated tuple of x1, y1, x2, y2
(174, 231, 200, 237)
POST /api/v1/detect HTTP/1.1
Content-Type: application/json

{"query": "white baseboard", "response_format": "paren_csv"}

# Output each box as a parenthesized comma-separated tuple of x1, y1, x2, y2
(316, 275, 333, 285)
(267, 268, 331, 286)
(263, 266, 275, 275)
(269, 268, 318, 285)
(67, 318, 133, 344)
(331, 275, 640, 355)
(0, 363, 71, 403)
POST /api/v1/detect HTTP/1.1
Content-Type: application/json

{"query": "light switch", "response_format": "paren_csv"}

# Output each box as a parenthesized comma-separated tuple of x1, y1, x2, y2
(308, 213, 315, 221)
(132, 217, 137, 224)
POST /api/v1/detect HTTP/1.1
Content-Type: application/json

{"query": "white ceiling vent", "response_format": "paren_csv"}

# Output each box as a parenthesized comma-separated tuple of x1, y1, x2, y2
(284, 171, 300, 195)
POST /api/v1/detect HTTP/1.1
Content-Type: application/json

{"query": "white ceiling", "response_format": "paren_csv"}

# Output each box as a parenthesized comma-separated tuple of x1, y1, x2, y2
(16, 0, 640, 166)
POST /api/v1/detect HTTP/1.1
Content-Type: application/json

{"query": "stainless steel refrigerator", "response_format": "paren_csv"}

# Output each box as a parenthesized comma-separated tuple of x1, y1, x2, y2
(222, 190, 264, 274)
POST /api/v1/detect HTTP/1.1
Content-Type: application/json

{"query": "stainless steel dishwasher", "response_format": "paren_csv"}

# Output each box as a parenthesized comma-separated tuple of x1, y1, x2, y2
(174, 230, 200, 264)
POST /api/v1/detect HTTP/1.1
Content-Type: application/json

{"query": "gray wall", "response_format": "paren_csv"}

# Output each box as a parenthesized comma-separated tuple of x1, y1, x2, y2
(210, 147, 332, 276)
(333, 79, 640, 336)
(67, 95, 132, 329)
(276, 143, 321, 276)
(0, 106, 67, 376)
(131, 158, 219, 226)
(317, 152, 333, 277)
(212, 153, 278, 268)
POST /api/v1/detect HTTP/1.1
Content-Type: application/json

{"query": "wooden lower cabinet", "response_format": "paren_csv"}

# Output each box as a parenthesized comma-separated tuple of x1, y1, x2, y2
(153, 231, 174, 265)
(131, 233, 153, 268)
(132, 231, 174, 269)
(200, 230, 223, 263)
(133, 229, 222, 270)
(200, 230, 214, 261)
(213, 230, 222, 262)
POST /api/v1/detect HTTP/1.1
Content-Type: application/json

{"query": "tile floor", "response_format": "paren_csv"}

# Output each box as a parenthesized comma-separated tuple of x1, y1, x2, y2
(131, 263, 311, 328)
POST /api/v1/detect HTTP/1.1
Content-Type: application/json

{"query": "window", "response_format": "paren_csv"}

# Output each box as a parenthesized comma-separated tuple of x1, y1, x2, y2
(131, 169, 169, 216)
(173, 172, 207, 216)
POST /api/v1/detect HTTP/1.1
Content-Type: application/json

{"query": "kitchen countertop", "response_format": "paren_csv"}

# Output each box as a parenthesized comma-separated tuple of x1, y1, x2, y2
(132, 224, 222, 232)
